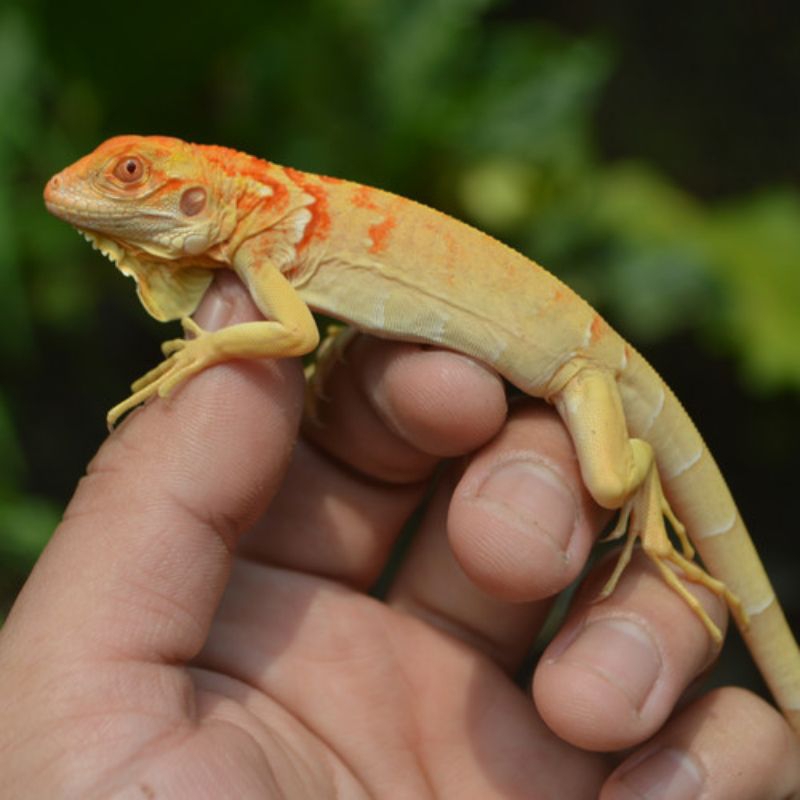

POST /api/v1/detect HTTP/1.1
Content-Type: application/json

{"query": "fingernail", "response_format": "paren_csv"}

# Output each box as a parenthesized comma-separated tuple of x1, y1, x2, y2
(551, 618, 662, 711)
(617, 747, 704, 799)
(476, 460, 576, 553)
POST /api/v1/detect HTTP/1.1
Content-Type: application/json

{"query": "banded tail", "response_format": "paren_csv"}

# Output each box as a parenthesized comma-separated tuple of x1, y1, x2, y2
(620, 348, 800, 733)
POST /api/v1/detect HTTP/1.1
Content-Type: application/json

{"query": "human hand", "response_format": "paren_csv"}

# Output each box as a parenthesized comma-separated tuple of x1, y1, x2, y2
(1, 275, 798, 799)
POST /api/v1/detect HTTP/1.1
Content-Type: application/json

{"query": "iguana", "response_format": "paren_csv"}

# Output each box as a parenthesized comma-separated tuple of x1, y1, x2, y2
(44, 134, 800, 735)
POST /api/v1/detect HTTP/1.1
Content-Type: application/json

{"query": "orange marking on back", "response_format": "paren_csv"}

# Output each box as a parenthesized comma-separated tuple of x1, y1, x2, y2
(590, 314, 605, 342)
(284, 167, 332, 250)
(235, 191, 261, 215)
(280, 166, 305, 184)
(200, 145, 291, 218)
(352, 184, 379, 211)
(200, 145, 275, 184)
(232, 174, 290, 219)
(368, 215, 396, 254)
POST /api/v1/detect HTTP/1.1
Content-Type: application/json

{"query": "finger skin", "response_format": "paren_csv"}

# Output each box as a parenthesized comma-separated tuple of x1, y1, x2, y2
(534, 550, 728, 751)
(601, 688, 800, 799)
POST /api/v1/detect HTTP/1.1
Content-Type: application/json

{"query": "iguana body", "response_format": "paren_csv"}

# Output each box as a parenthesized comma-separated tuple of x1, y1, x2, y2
(44, 135, 800, 734)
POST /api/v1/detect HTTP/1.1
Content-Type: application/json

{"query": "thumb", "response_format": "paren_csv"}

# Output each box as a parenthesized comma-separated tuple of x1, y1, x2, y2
(4, 275, 305, 666)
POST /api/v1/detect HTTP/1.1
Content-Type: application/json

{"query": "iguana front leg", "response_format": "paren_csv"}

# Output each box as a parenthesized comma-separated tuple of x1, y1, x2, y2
(553, 364, 746, 643)
(107, 260, 319, 427)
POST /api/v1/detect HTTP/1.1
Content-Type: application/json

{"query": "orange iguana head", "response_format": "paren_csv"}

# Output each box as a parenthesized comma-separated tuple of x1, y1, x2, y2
(44, 135, 236, 320)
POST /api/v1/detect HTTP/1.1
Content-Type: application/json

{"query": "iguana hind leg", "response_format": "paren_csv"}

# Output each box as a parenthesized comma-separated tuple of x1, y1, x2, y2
(553, 365, 745, 643)
(304, 323, 357, 425)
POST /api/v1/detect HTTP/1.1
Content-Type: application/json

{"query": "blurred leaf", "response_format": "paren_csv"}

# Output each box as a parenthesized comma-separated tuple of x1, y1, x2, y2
(354, 0, 497, 128)
(0, 5, 40, 361)
(0, 6, 38, 150)
(458, 158, 536, 230)
(0, 391, 57, 572)
(588, 163, 704, 244)
(707, 192, 800, 389)
(573, 164, 717, 340)
(449, 27, 611, 170)
(602, 242, 718, 341)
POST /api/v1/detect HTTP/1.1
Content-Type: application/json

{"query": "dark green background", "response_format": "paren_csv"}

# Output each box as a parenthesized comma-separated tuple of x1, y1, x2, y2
(2, 0, 799, 696)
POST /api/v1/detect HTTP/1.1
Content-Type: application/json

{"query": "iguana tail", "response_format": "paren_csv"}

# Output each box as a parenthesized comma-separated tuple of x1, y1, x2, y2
(621, 348, 800, 734)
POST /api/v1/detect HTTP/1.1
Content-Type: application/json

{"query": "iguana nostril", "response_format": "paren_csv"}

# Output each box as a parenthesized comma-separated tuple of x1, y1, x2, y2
(44, 174, 61, 199)
(43, 174, 67, 210)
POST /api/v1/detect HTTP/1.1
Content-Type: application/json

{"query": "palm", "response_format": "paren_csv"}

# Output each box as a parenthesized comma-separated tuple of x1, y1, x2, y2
(92, 564, 605, 798)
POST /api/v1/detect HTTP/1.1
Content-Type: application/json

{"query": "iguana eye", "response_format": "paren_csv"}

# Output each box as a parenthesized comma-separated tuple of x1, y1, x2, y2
(113, 156, 144, 183)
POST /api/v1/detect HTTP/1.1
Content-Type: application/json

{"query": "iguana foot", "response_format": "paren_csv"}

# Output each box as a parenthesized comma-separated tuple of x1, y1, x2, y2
(107, 317, 216, 428)
(597, 464, 747, 644)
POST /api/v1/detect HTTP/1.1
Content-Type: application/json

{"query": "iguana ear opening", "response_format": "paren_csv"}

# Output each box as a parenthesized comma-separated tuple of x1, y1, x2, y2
(119, 255, 214, 321)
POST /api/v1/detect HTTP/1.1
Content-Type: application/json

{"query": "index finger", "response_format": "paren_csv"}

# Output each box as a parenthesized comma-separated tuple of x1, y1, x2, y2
(3, 275, 305, 665)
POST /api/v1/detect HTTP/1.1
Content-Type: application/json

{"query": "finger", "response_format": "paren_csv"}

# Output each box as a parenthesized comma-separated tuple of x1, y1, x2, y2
(448, 403, 608, 602)
(5, 273, 305, 665)
(239, 337, 509, 587)
(534, 548, 729, 751)
(305, 336, 508, 480)
(238, 437, 423, 588)
(389, 403, 609, 671)
(601, 688, 800, 799)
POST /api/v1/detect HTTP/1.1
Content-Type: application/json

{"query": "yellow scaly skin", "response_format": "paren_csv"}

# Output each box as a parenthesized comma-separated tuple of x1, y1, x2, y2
(44, 135, 800, 735)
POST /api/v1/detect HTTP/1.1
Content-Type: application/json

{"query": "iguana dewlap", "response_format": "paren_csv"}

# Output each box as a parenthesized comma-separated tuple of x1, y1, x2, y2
(44, 135, 800, 735)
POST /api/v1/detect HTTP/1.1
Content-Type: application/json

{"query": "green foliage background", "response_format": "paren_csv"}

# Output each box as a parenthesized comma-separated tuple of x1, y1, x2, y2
(1, 0, 798, 690)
